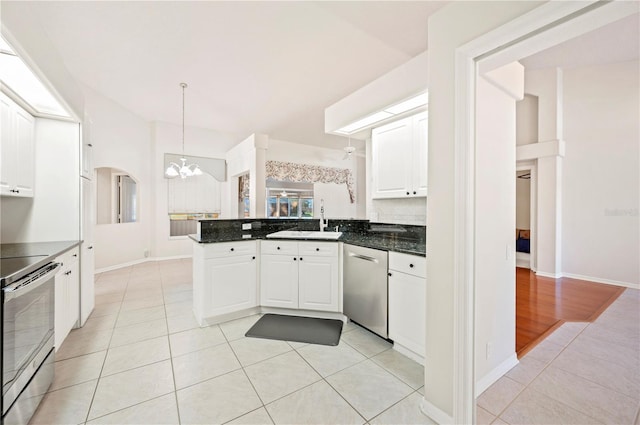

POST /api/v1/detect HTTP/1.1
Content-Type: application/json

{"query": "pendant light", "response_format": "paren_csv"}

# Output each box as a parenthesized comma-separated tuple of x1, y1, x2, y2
(165, 83, 202, 179)
(343, 136, 356, 160)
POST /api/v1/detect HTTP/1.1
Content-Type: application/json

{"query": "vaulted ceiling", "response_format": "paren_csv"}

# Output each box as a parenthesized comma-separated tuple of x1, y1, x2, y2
(5, 1, 446, 149)
(3, 2, 637, 152)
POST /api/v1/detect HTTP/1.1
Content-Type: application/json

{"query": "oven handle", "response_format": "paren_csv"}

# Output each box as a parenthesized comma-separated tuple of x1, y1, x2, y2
(3, 262, 61, 302)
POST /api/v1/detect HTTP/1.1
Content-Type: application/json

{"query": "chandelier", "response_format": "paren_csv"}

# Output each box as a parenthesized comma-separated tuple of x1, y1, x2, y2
(165, 83, 202, 179)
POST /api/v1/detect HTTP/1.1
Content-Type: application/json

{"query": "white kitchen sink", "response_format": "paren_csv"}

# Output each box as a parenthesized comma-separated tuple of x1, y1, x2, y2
(266, 230, 343, 240)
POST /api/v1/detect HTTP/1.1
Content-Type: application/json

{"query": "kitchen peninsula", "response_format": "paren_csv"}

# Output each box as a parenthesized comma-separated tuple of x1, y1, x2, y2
(191, 218, 427, 362)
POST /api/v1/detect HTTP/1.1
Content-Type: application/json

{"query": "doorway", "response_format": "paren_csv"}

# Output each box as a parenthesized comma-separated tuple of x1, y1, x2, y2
(442, 2, 639, 423)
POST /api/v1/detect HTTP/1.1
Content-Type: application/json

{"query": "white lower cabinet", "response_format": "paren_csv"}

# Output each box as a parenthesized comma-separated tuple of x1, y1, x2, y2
(388, 251, 426, 358)
(55, 247, 80, 350)
(193, 241, 257, 322)
(260, 241, 340, 312)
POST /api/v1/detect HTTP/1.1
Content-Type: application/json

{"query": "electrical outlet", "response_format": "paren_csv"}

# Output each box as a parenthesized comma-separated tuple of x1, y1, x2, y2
(144, 249, 150, 258)
(486, 342, 493, 359)
(242, 223, 251, 230)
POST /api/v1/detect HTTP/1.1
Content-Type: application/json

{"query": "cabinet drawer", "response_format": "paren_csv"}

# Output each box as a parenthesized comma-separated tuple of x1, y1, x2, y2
(202, 241, 256, 258)
(389, 252, 426, 279)
(298, 241, 338, 257)
(260, 240, 297, 256)
(56, 246, 80, 268)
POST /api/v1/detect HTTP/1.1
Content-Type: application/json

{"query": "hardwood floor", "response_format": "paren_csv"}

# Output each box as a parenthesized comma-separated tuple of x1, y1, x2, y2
(515, 267, 625, 357)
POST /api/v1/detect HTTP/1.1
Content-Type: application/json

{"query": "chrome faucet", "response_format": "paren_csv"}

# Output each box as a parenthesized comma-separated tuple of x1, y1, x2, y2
(319, 199, 328, 232)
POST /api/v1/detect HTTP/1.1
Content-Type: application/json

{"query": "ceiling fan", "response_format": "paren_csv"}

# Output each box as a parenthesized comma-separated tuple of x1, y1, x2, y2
(343, 136, 356, 160)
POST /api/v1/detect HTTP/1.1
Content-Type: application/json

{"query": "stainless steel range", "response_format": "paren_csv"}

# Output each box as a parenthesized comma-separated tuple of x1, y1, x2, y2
(1, 257, 59, 425)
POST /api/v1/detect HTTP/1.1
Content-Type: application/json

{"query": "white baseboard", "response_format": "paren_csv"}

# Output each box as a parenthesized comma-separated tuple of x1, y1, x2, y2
(392, 342, 425, 365)
(420, 397, 453, 424)
(534, 270, 638, 290)
(561, 272, 638, 290)
(475, 353, 519, 397)
(535, 270, 562, 279)
(95, 254, 192, 274)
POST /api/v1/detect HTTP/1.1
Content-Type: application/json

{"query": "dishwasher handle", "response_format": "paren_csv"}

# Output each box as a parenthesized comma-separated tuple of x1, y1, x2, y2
(348, 252, 379, 264)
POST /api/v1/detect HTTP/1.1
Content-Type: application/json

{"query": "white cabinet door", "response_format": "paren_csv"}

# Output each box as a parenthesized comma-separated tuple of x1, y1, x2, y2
(67, 258, 80, 330)
(0, 94, 15, 194)
(55, 248, 80, 349)
(388, 270, 425, 357)
(371, 112, 428, 199)
(80, 177, 95, 325)
(81, 116, 94, 180)
(54, 271, 67, 350)
(413, 112, 428, 197)
(371, 116, 412, 199)
(1, 93, 35, 197)
(260, 254, 299, 309)
(206, 254, 257, 316)
(298, 255, 339, 312)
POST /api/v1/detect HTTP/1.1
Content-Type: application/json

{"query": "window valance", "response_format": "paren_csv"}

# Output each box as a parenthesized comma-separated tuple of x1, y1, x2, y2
(265, 160, 355, 203)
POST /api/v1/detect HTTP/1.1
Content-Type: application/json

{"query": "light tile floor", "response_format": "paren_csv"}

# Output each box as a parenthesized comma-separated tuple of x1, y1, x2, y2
(29, 259, 430, 425)
(29, 259, 639, 424)
(478, 287, 640, 425)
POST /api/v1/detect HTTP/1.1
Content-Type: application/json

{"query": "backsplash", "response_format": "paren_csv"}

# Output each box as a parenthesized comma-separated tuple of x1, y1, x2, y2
(369, 197, 426, 226)
(198, 218, 425, 244)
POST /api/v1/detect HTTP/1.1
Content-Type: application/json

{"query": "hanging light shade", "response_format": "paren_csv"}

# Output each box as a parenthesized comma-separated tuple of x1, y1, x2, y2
(165, 83, 202, 179)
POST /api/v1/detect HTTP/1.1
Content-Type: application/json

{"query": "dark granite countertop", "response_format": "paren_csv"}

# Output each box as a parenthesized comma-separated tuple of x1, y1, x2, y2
(1, 240, 81, 285)
(190, 219, 425, 257)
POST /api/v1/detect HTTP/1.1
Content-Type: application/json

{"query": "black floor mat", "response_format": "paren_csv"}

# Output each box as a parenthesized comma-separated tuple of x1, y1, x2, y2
(245, 314, 343, 346)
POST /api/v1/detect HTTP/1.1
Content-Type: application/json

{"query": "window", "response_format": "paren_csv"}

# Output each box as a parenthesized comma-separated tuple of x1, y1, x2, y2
(265, 181, 314, 218)
(168, 174, 221, 236)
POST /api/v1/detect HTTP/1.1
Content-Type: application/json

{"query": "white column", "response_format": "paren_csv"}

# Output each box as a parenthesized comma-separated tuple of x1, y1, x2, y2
(523, 68, 564, 277)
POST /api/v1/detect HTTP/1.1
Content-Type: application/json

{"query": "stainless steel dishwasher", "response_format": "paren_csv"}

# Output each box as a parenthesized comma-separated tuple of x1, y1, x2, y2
(343, 244, 389, 338)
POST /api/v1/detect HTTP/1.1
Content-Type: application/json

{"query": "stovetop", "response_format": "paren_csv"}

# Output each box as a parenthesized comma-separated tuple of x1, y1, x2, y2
(0, 241, 80, 287)
(0, 255, 50, 287)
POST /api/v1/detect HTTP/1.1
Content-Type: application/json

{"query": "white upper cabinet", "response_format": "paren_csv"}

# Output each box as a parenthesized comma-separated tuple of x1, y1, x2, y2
(1, 93, 35, 197)
(371, 112, 427, 199)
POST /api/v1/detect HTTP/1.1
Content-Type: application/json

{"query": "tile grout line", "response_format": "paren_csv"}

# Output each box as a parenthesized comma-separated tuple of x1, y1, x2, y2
(81, 265, 131, 424)
(492, 321, 610, 424)
(161, 271, 184, 425)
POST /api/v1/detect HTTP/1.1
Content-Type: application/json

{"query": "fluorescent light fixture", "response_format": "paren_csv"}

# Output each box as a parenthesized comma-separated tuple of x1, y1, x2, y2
(0, 37, 71, 118)
(335, 111, 393, 134)
(384, 92, 429, 114)
(334, 92, 427, 135)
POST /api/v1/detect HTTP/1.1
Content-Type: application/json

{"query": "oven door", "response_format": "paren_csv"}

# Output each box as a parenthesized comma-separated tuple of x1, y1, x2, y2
(2, 262, 58, 415)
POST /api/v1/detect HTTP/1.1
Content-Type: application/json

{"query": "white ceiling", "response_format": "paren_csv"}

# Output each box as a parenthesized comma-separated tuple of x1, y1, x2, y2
(12, 1, 446, 150)
(7, 3, 637, 152)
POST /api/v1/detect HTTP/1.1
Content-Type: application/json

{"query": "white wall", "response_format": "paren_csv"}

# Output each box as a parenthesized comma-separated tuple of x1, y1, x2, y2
(516, 174, 531, 229)
(1, 119, 79, 243)
(151, 121, 234, 259)
(224, 133, 268, 219)
(266, 139, 364, 219)
(95, 167, 111, 225)
(562, 60, 639, 286)
(425, 1, 540, 419)
(474, 72, 520, 393)
(516, 94, 538, 145)
(524, 68, 564, 277)
(85, 86, 152, 270)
